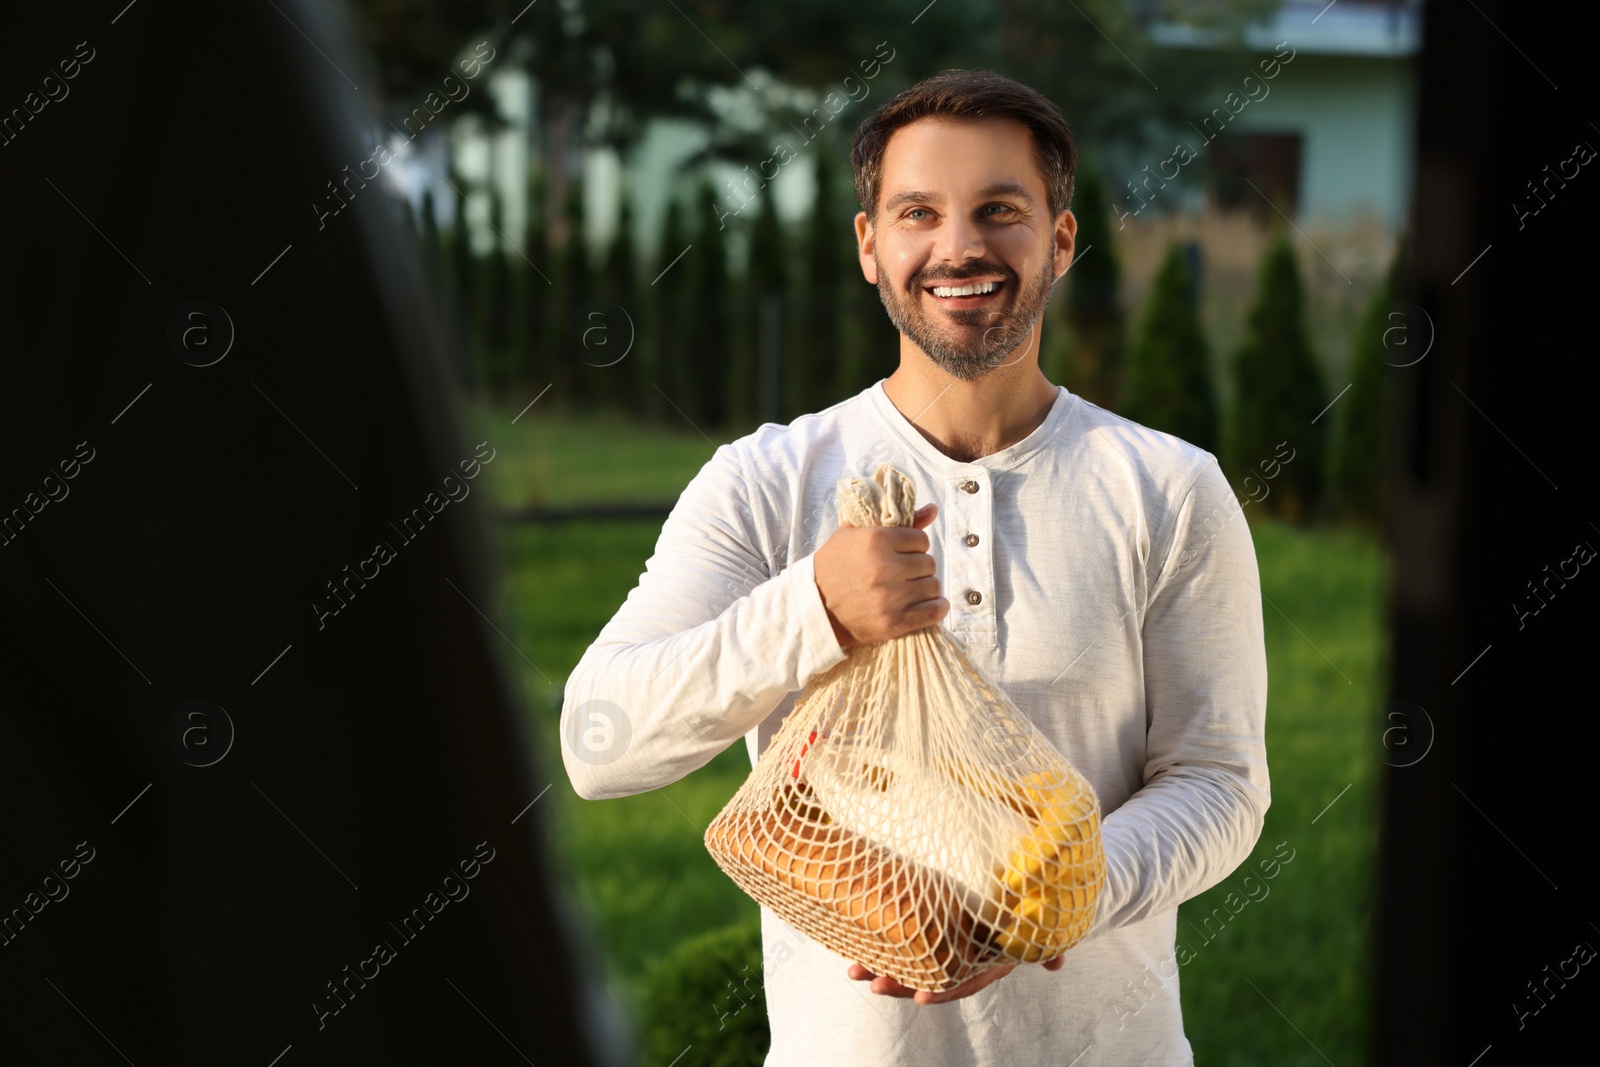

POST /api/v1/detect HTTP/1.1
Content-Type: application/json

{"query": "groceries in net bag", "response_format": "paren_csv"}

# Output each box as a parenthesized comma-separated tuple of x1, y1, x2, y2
(704, 464, 1105, 992)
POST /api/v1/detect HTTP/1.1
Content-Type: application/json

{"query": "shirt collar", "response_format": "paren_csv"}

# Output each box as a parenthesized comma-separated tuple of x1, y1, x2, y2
(866, 378, 1078, 472)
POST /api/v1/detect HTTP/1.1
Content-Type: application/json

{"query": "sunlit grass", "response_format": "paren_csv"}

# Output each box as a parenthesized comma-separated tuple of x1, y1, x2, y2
(486, 411, 1384, 1065)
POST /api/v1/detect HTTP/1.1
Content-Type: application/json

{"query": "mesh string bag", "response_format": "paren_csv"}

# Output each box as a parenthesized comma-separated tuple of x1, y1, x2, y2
(704, 463, 1106, 992)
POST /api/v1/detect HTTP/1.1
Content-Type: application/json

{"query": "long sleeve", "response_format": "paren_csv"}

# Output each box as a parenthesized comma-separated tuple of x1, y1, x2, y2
(1086, 455, 1271, 935)
(559, 442, 849, 800)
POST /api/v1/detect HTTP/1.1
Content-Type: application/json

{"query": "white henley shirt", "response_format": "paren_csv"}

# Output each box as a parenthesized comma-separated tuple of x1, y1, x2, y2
(560, 379, 1270, 1067)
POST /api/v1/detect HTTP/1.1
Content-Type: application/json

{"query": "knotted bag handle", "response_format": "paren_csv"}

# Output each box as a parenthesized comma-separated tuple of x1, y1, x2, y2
(837, 463, 917, 530)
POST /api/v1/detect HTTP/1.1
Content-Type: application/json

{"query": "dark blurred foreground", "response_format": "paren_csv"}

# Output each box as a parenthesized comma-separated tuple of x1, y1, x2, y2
(0, 2, 614, 1063)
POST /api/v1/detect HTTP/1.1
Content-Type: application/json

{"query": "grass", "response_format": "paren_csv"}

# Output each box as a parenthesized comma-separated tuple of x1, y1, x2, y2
(482, 399, 1385, 1065)
(465, 402, 762, 510)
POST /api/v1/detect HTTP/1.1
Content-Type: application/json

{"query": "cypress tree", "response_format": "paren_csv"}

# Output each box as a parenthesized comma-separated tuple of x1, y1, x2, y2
(1329, 237, 1407, 526)
(558, 182, 592, 407)
(795, 145, 845, 416)
(448, 175, 481, 394)
(419, 188, 444, 293)
(747, 180, 786, 424)
(1061, 163, 1125, 408)
(484, 187, 513, 392)
(686, 179, 731, 429)
(839, 140, 899, 402)
(1121, 241, 1219, 453)
(397, 193, 419, 243)
(1229, 234, 1327, 522)
(651, 192, 690, 425)
(418, 189, 469, 393)
(597, 183, 640, 414)
(521, 167, 551, 393)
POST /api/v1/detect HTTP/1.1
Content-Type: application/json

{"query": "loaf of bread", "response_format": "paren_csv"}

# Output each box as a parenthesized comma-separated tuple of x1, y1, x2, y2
(706, 779, 1005, 991)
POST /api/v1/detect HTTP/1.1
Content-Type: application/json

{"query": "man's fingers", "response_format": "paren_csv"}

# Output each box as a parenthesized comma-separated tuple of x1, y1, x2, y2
(912, 502, 938, 529)
(850, 963, 936, 1000)
(851, 962, 1023, 1005)
(890, 525, 932, 555)
(1044, 954, 1066, 971)
(911, 963, 1017, 1005)
(906, 595, 950, 624)
(871, 976, 918, 998)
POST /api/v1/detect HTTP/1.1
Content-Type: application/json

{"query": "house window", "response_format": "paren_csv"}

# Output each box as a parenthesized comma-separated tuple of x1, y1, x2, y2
(1208, 132, 1303, 219)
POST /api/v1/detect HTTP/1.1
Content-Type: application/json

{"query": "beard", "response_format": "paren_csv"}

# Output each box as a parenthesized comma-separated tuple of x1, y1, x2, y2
(874, 246, 1056, 381)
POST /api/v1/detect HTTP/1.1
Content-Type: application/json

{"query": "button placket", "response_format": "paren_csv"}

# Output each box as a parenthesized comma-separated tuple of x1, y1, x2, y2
(945, 468, 996, 645)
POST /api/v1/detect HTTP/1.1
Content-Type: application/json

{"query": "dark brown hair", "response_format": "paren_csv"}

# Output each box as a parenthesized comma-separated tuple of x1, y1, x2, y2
(850, 69, 1077, 223)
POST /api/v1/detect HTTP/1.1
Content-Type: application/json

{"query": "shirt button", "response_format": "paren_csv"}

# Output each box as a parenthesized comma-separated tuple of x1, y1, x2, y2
(966, 590, 983, 605)
(960, 480, 979, 494)
(964, 533, 980, 547)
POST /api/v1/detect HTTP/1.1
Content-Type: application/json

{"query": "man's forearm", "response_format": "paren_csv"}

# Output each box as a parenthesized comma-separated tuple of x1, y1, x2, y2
(1085, 763, 1269, 937)
(560, 551, 847, 800)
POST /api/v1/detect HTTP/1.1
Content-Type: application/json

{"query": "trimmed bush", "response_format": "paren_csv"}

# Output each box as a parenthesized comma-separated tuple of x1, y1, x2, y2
(1120, 240, 1219, 453)
(1059, 163, 1125, 408)
(1229, 234, 1327, 521)
(1329, 238, 1407, 526)
(638, 916, 769, 1067)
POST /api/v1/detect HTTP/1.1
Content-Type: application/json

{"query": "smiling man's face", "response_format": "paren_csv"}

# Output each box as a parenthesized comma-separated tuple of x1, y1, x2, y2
(855, 115, 1076, 381)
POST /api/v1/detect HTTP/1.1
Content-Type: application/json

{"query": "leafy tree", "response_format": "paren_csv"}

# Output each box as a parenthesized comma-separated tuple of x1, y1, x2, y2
(1329, 237, 1408, 526)
(1121, 241, 1218, 453)
(1060, 162, 1125, 408)
(995, 0, 1281, 159)
(1229, 234, 1327, 522)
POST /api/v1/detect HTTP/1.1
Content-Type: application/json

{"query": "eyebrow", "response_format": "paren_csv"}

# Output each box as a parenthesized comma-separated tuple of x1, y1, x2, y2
(882, 181, 1037, 215)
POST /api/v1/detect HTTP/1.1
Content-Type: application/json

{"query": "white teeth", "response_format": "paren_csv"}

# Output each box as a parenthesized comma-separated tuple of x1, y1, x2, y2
(931, 281, 998, 298)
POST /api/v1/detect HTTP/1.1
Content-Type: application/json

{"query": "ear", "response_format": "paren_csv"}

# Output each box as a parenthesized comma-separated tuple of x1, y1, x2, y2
(1053, 209, 1079, 282)
(854, 210, 879, 284)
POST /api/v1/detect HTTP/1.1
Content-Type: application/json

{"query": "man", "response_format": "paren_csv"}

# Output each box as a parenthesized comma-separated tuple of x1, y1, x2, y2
(561, 68, 1268, 1066)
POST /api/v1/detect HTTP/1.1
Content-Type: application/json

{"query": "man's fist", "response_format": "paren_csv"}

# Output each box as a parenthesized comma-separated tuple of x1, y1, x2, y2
(813, 501, 949, 649)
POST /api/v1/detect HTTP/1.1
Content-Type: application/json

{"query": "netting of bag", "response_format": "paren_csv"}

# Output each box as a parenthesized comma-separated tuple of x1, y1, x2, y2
(705, 463, 1106, 992)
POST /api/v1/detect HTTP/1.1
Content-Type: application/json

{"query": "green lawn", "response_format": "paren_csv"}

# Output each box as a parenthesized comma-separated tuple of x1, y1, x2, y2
(481, 400, 1384, 1066)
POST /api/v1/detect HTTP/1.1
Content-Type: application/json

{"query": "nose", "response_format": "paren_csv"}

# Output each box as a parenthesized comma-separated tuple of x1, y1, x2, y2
(931, 210, 987, 268)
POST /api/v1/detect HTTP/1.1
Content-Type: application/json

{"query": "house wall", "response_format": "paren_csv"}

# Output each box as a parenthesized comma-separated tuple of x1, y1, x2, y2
(1228, 51, 1417, 227)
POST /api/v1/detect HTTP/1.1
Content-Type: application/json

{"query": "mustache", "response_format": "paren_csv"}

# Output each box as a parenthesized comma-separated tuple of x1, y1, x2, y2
(913, 263, 1014, 286)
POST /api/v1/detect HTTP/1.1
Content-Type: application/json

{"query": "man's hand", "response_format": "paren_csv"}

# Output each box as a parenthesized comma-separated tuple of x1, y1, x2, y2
(814, 502, 948, 649)
(847, 955, 1066, 1005)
